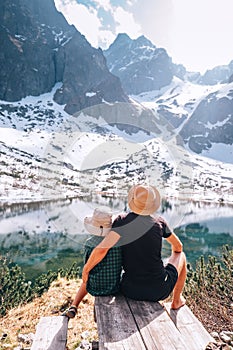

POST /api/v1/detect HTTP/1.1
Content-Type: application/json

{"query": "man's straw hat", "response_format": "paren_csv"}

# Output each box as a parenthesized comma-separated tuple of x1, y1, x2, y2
(84, 208, 112, 236)
(128, 185, 161, 215)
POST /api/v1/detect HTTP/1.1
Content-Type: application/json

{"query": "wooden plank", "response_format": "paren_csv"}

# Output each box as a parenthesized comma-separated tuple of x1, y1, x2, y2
(127, 299, 187, 350)
(95, 295, 147, 350)
(164, 302, 214, 350)
(31, 316, 68, 350)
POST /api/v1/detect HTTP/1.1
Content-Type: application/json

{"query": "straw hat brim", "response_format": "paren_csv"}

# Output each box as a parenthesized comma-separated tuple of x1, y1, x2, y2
(84, 217, 112, 236)
(128, 185, 161, 215)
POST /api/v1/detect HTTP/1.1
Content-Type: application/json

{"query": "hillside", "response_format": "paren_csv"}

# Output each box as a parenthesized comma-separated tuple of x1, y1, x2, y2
(0, 278, 97, 349)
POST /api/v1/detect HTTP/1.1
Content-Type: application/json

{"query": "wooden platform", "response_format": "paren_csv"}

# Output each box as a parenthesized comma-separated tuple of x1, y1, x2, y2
(31, 316, 68, 350)
(31, 295, 214, 350)
(95, 295, 214, 350)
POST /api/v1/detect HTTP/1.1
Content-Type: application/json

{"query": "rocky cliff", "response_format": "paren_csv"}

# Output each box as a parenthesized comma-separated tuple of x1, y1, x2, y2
(198, 60, 233, 85)
(180, 82, 233, 153)
(104, 34, 174, 95)
(0, 0, 128, 114)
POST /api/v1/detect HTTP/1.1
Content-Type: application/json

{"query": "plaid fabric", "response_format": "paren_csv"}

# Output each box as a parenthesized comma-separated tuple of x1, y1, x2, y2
(84, 235, 122, 296)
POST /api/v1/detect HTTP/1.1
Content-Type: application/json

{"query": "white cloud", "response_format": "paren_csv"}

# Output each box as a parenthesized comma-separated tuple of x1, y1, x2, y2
(129, 0, 174, 52)
(130, 0, 233, 72)
(55, 0, 233, 72)
(93, 0, 112, 12)
(113, 7, 141, 39)
(170, 0, 233, 72)
(55, 0, 141, 48)
(97, 29, 116, 48)
(55, 0, 102, 46)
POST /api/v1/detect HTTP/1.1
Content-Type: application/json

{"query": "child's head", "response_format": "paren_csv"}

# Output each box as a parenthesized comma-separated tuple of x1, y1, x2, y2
(84, 208, 112, 236)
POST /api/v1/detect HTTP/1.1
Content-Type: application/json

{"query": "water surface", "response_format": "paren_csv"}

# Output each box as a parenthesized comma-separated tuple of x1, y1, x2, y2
(1, 195, 233, 279)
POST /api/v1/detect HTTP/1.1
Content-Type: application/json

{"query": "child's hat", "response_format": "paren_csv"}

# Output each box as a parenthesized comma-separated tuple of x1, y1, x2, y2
(84, 208, 112, 236)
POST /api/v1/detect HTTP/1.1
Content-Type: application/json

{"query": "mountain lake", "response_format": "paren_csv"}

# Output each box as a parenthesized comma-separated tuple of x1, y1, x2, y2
(0, 194, 233, 280)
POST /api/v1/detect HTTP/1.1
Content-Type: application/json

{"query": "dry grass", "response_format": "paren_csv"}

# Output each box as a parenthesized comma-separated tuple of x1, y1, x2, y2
(0, 278, 97, 350)
(0, 276, 232, 350)
(188, 298, 233, 334)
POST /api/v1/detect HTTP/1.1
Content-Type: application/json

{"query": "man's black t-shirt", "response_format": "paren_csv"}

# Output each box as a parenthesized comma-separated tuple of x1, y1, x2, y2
(112, 212, 172, 282)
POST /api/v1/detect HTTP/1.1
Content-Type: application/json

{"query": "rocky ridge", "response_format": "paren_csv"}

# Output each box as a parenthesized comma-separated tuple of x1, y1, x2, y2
(0, 0, 128, 114)
(104, 33, 174, 95)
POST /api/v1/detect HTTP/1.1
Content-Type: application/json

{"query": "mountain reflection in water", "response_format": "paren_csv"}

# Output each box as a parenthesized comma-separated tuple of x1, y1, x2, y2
(0, 195, 233, 279)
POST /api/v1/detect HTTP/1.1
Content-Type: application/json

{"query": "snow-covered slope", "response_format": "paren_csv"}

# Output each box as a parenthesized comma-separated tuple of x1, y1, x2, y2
(131, 77, 220, 128)
(0, 83, 233, 207)
(131, 78, 233, 163)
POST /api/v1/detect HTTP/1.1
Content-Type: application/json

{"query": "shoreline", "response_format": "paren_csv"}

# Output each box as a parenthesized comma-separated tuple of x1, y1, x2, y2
(1, 190, 233, 212)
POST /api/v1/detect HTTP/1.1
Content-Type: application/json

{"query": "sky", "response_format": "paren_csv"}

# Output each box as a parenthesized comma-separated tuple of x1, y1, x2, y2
(55, 0, 233, 73)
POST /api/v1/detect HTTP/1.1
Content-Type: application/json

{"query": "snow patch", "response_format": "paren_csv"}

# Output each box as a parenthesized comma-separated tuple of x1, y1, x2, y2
(86, 92, 97, 97)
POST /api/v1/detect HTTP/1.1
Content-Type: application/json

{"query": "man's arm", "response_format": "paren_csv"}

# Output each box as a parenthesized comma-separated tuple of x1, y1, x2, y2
(82, 230, 120, 283)
(165, 232, 183, 253)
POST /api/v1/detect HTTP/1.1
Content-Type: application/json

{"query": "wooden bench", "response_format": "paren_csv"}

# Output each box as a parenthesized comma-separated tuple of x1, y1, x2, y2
(31, 295, 214, 350)
(31, 316, 68, 350)
(94, 294, 214, 350)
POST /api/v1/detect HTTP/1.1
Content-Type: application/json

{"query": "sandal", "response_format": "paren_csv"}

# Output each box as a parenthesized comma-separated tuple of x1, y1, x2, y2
(62, 305, 77, 318)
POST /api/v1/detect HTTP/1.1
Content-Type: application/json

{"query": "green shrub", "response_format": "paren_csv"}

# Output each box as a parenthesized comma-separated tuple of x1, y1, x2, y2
(184, 245, 233, 327)
(0, 257, 80, 316)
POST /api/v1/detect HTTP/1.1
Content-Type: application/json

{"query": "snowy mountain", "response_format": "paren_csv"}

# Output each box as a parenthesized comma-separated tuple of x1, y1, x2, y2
(104, 34, 175, 94)
(133, 78, 233, 161)
(180, 83, 233, 155)
(0, 0, 128, 114)
(0, 83, 233, 208)
(0, 6, 232, 210)
(198, 60, 233, 85)
(104, 33, 233, 91)
(104, 34, 233, 160)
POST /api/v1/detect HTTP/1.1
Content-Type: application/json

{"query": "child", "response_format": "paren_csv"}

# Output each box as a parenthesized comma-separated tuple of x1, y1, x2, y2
(62, 208, 122, 318)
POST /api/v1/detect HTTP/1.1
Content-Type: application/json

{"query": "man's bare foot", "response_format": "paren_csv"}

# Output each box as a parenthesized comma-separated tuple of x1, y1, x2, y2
(171, 296, 186, 310)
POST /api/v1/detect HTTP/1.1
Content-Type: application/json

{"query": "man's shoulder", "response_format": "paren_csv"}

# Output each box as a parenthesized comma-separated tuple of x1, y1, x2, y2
(113, 212, 136, 226)
(151, 214, 167, 224)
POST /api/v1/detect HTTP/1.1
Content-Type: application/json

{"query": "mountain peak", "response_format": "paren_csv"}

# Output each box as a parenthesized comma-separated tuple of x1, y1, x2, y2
(107, 33, 132, 50)
(104, 33, 173, 94)
(134, 35, 155, 48)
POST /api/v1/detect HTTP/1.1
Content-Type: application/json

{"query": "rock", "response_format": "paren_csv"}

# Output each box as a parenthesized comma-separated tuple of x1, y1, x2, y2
(104, 34, 174, 95)
(80, 330, 90, 339)
(180, 85, 233, 155)
(0, 333, 7, 340)
(211, 332, 220, 340)
(206, 342, 233, 350)
(205, 342, 219, 350)
(17, 332, 34, 344)
(91, 341, 99, 350)
(198, 60, 233, 85)
(220, 331, 232, 344)
(223, 332, 233, 340)
(0, 0, 128, 114)
(75, 339, 92, 349)
(0, 0, 73, 102)
(54, 32, 128, 114)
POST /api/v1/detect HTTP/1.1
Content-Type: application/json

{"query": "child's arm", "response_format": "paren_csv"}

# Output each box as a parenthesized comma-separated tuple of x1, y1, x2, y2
(82, 230, 120, 283)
